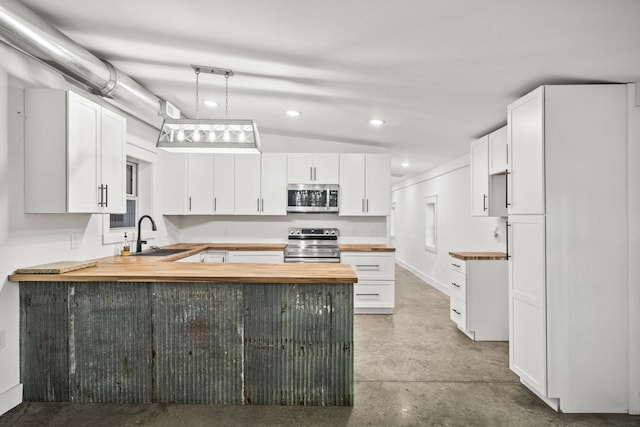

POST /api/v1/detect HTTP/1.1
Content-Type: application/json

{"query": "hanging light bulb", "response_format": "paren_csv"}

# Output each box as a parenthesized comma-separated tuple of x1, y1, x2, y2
(207, 128, 216, 142)
(169, 129, 175, 142)
(192, 127, 201, 142)
(176, 129, 185, 141)
(238, 130, 246, 142)
(223, 127, 231, 142)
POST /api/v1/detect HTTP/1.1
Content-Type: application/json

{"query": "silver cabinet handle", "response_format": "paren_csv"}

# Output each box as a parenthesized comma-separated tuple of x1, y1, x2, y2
(257, 198, 260, 212)
(452, 263, 461, 268)
(313, 166, 317, 181)
(452, 309, 461, 315)
(366, 199, 369, 213)
(451, 282, 460, 288)
(356, 264, 380, 269)
(214, 197, 217, 212)
(362, 199, 365, 213)
(356, 293, 380, 296)
(483, 194, 487, 212)
(310, 167, 313, 181)
(189, 196, 192, 211)
(104, 184, 108, 207)
(261, 198, 264, 212)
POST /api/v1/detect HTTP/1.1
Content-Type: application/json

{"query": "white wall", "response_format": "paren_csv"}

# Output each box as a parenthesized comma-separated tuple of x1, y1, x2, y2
(391, 155, 506, 295)
(171, 214, 386, 244)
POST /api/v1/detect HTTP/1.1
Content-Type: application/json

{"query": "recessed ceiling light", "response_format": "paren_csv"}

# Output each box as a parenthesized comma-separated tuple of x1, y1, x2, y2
(401, 161, 410, 168)
(204, 100, 218, 108)
(369, 118, 385, 126)
(286, 110, 301, 117)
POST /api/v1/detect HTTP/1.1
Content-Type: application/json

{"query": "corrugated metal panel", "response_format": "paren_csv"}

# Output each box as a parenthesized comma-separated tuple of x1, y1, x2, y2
(153, 282, 244, 404)
(70, 282, 152, 403)
(20, 282, 69, 402)
(244, 283, 353, 406)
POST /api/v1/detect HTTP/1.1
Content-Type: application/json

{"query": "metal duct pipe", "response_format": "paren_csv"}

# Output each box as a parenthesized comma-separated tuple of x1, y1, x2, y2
(0, 0, 164, 127)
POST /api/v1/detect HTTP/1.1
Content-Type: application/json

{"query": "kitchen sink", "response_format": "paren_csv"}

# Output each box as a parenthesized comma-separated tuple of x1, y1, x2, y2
(131, 248, 189, 257)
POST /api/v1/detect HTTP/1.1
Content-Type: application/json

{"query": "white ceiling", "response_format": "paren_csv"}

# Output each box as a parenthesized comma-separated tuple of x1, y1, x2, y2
(19, 0, 640, 180)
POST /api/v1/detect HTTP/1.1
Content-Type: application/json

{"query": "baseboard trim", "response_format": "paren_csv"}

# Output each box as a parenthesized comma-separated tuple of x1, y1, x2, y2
(0, 383, 23, 416)
(395, 258, 450, 297)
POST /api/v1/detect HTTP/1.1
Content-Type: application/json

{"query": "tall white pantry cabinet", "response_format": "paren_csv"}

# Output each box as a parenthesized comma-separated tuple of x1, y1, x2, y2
(507, 85, 630, 413)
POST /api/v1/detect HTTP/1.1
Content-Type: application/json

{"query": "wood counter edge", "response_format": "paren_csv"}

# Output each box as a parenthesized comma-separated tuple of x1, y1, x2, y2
(449, 251, 507, 260)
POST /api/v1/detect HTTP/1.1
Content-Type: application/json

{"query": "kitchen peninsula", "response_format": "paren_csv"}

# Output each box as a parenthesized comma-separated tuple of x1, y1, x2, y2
(9, 244, 357, 406)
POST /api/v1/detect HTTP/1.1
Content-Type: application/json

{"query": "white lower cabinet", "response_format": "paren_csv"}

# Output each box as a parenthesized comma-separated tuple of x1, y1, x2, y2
(227, 251, 284, 263)
(449, 256, 508, 341)
(341, 251, 395, 314)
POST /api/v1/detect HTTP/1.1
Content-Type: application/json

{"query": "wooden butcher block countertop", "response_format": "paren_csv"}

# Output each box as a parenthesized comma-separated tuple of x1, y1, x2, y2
(9, 243, 356, 284)
(339, 244, 395, 252)
(449, 251, 507, 261)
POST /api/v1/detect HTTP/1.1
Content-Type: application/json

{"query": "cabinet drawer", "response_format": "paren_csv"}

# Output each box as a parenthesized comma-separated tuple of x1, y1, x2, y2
(450, 297, 467, 329)
(354, 282, 394, 308)
(449, 270, 466, 302)
(227, 251, 284, 263)
(342, 253, 394, 280)
(450, 258, 466, 274)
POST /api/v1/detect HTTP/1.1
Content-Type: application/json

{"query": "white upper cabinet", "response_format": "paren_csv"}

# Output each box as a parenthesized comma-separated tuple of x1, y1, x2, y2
(507, 87, 545, 215)
(159, 151, 188, 214)
(470, 136, 489, 216)
(24, 89, 126, 214)
(213, 154, 235, 214)
(235, 153, 287, 215)
(470, 130, 507, 217)
(186, 154, 214, 214)
(260, 153, 287, 215)
(287, 153, 339, 184)
(488, 126, 508, 175)
(339, 154, 390, 216)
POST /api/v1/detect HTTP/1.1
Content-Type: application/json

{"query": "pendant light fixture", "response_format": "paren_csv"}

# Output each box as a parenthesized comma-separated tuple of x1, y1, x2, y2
(156, 65, 261, 153)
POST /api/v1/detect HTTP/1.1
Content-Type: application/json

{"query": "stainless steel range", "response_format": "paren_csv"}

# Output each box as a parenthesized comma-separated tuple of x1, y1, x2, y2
(284, 227, 340, 263)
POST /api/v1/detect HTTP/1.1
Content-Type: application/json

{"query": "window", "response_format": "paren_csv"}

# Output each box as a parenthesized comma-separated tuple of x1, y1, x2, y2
(424, 195, 437, 253)
(390, 202, 396, 240)
(109, 161, 138, 230)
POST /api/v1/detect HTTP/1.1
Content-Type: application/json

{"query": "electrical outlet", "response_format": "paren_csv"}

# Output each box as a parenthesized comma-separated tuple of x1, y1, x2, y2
(70, 234, 78, 249)
(0, 329, 6, 349)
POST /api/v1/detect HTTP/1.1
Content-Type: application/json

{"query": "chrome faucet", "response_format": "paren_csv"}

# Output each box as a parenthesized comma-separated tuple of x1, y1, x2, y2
(136, 215, 157, 253)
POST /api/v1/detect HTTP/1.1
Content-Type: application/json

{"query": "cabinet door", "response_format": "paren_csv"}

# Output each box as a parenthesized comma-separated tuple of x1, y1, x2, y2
(313, 153, 339, 184)
(470, 136, 489, 217)
(186, 154, 214, 214)
(227, 251, 284, 263)
(100, 108, 126, 214)
(159, 151, 187, 214)
(508, 215, 547, 396)
(67, 91, 100, 213)
(213, 154, 235, 214)
(365, 154, 390, 215)
(488, 126, 508, 175)
(287, 153, 314, 183)
(260, 153, 287, 215)
(339, 154, 366, 215)
(508, 87, 545, 215)
(234, 154, 261, 215)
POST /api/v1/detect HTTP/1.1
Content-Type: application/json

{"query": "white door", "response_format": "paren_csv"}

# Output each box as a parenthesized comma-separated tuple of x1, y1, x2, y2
(470, 136, 489, 217)
(187, 154, 214, 214)
(234, 154, 261, 215)
(339, 154, 366, 215)
(67, 91, 100, 213)
(509, 215, 547, 396)
(287, 153, 314, 183)
(213, 154, 235, 214)
(488, 126, 508, 175)
(160, 151, 188, 215)
(507, 87, 545, 215)
(260, 153, 287, 215)
(364, 154, 390, 215)
(313, 153, 340, 184)
(100, 108, 126, 214)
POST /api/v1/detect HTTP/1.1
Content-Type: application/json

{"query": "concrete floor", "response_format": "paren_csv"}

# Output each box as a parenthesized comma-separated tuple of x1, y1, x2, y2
(1, 266, 638, 426)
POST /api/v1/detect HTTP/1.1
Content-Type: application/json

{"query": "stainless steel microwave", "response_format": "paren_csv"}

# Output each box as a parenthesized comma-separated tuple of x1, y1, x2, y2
(287, 184, 339, 213)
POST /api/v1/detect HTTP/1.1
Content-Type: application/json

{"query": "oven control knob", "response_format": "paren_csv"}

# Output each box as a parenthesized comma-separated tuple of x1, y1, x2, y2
(331, 229, 336, 235)
(324, 229, 330, 235)
(296, 229, 301, 235)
